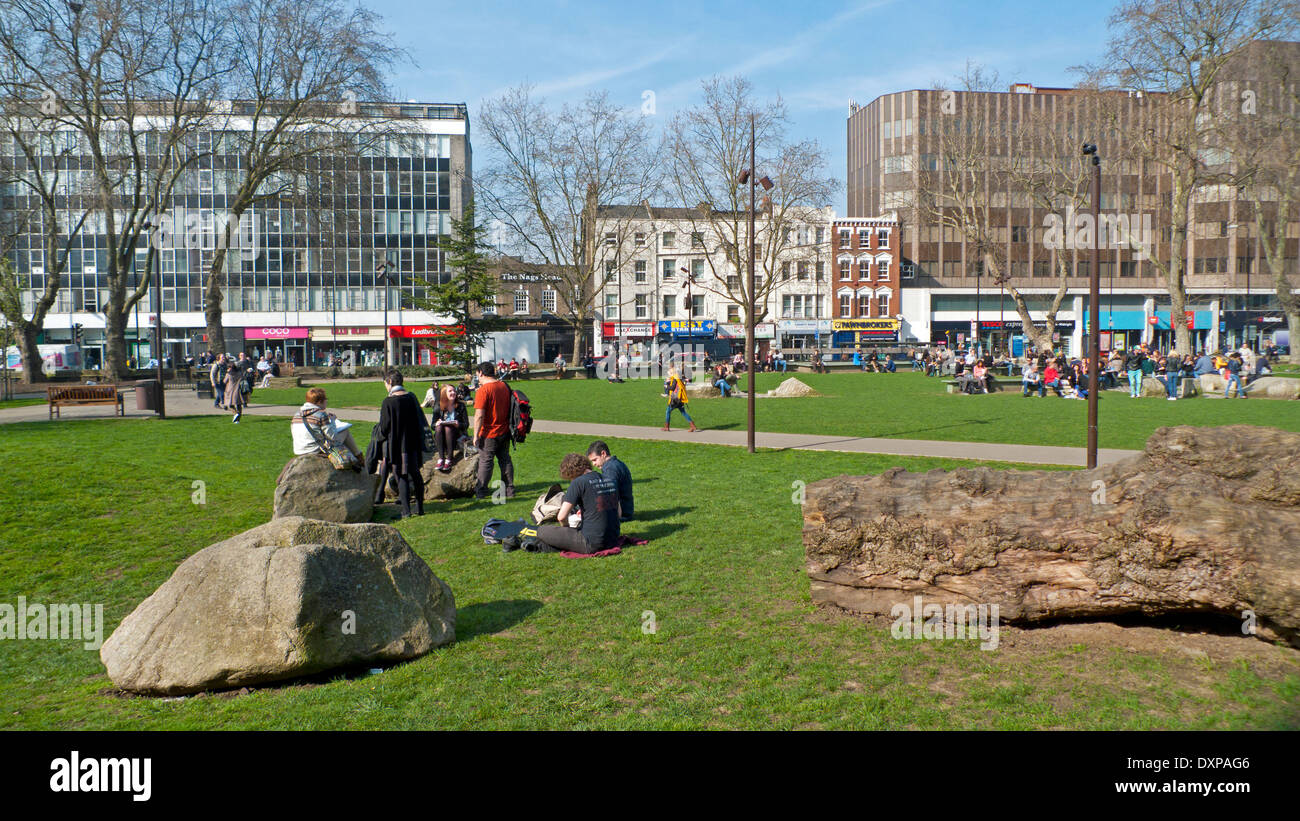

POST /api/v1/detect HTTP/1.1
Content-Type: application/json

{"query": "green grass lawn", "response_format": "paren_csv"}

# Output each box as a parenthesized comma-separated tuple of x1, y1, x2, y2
(0, 397, 46, 409)
(250, 370, 1300, 451)
(1, 414, 1296, 729)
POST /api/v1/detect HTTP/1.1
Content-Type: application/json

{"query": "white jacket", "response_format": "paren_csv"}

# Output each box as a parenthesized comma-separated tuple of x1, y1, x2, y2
(291, 403, 334, 455)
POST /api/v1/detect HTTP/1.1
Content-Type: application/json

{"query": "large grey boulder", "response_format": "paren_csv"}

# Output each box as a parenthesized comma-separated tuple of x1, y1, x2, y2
(101, 517, 455, 695)
(385, 455, 477, 501)
(274, 454, 378, 522)
(1244, 376, 1300, 400)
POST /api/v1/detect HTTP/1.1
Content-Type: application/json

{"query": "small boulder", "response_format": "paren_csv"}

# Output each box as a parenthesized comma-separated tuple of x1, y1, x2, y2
(1244, 376, 1300, 400)
(686, 383, 722, 398)
(100, 517, 456, 695)
(385, 455, 478, 501)
(274, 454, 378, 523)
(768, 377, 820, 397)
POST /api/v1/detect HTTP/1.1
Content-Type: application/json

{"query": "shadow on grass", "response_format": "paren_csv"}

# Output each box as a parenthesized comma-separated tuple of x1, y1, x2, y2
(633, 505, 694, 522)
(456, 599, 544, 642)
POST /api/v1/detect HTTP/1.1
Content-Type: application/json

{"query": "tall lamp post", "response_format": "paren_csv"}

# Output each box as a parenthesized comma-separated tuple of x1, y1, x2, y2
(377, 256, 393, 372)
(141, 220, 165, 418)
(737, 114, 773, 454)
(1082, 143, 1102, 469)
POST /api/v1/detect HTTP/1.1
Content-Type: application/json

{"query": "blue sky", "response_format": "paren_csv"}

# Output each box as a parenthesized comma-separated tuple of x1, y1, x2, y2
(367, 0, 1119, 212)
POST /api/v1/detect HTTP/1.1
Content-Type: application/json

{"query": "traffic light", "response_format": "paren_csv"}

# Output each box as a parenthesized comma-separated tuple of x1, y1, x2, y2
(73, 323, 83, 344)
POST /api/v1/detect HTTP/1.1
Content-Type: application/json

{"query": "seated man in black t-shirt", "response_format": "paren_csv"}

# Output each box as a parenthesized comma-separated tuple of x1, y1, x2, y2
(535, 453, 621, 554)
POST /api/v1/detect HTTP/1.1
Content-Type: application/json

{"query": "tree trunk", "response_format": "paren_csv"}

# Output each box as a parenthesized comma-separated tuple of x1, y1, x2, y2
(18, 324, 43, 383)
(104, 300, 131, 383)
(204, 248, 228, 358)
(802, 424, 1300, 646)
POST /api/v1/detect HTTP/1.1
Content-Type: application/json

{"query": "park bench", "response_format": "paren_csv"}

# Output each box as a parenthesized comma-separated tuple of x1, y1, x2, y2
(944, 375, 1010, 394)
(47, 384, 125, 419)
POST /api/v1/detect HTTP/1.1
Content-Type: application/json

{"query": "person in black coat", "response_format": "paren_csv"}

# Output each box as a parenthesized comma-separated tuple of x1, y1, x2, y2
(376, 369, 427, 518)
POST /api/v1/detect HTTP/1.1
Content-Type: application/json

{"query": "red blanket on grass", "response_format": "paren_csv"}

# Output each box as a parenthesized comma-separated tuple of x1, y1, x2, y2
(559, 534, 647, 559)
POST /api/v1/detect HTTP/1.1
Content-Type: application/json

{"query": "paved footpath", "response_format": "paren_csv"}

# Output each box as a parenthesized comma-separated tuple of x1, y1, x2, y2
(2, 389, 1138, 467)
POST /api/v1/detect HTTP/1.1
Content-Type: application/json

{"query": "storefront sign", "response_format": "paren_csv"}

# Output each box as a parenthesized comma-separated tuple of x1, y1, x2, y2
(831, 319, 900, 334)
(719, 322, 775, 339)
(777, 320, 832, 333)
(245, 326, 310, 340)
(501, 272, 562, 283)
(657, 319, 716, 337)
(310, 327, 384, 341)
(602, 322, 655, 338)
(389, 325, 465, 339)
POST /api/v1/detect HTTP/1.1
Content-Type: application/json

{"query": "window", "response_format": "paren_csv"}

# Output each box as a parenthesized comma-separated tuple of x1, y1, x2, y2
(857, 291, 871, 317)
(514, 290, 529, 314)
(661, 231, 676, 248)
(781, 262, 791, 281)
(604, 293, 618, 319)
(878, 260, 889, 280)
(634, 260, 647, 283)
(541, 289, 557, 313)
(691, 295, 704, 318)
(634, 232, 645, 247)
(839, 259, 852, 280)
(816, 227, 826, 244)
(728, 275, 740, 290)
(691, 259, 704, 280)
(727, 305, 740, 322)
(662, 259, 676, 279)
(859, 258, 872, 280)
(859, 228, 871, 248)
(878, 228, 890, 248)
(662, 295, 676, 317)
(839, 229, 851, 248)
(902, 262, 916, 280)
(797, 261, 808, 280)
(816, 262, 825, 282)
(691, 232, 704, 248)
(635, 293, 648, 319)
(604, 261, 616, 281)
(877, 292, 890, 317)
(1011, 225, 1029, 243)
(838, 293, 851, 317)
(1120, 260, 1137, 278)
(604, 232, 616, 246)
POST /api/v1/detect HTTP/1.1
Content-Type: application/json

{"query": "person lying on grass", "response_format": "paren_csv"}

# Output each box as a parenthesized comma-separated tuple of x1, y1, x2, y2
(533, 453, 621, 555)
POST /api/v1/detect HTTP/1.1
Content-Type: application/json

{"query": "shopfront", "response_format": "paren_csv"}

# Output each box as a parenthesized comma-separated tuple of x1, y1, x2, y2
(1150, 310, 1212, 353)
(242, 326, 309, 365)
(309, 326, 385, 367)
(1220, 311, 1286, 352)
(719, 322, 776, 359)
(832, 319, 900, 354)
(390, 325, 464, 366)
(602, 322, 656, 364)
(776, 319, 833, 352)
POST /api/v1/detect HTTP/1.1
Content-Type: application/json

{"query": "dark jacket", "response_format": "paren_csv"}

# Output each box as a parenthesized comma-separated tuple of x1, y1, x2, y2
(431, 399, 469, 434)
(1123, 350, 1145, 371)
(377, 389, 426, 476)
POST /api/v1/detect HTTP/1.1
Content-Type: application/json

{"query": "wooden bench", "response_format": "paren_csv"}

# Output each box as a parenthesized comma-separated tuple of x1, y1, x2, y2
(47, 384, 125, 419)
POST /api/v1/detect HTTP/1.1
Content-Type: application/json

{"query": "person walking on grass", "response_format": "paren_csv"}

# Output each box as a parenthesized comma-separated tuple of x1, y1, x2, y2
(662, 367, 697, 432)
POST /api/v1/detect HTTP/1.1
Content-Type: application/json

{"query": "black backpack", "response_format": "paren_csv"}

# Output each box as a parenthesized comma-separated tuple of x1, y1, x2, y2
(509, 388, 533, 445)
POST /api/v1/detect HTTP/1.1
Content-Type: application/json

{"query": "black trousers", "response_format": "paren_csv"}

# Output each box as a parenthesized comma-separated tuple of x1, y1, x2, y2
(435, 424, 459, 461)
(536, 524, 598, 554)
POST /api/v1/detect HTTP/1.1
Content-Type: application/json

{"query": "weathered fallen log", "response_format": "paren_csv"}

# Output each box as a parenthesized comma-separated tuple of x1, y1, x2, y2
(802, 425, 1300, 645)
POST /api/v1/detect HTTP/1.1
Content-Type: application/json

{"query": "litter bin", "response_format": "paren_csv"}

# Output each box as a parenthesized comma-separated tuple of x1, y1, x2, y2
(135, 379, 161, 411)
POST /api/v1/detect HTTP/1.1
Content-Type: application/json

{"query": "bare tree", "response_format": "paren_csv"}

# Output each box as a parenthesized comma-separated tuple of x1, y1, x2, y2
(476, 86, 662, 360)
(1214, 39, 1300, 361)
(664, 76, 837, 376)
(192, 0, 396, 356)
(1088, 0, 1293, 354)
(0, 0, 229, 382)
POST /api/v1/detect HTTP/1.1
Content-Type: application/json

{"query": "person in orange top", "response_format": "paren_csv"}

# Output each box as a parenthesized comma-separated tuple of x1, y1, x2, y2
(472, 361, 516, 499)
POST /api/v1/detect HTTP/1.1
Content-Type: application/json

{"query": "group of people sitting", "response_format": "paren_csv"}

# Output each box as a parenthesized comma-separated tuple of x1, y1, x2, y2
(1102, 343, 1270, 399)
(495, 357, 528, 379)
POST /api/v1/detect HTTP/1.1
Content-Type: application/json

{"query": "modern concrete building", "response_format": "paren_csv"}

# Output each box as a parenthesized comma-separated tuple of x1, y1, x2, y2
(5, 101, 471, 369)
(847, 41, 1300, 354)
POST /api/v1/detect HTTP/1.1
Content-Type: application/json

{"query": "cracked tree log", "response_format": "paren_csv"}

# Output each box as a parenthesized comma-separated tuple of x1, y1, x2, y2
(802, 425, 1300, 645)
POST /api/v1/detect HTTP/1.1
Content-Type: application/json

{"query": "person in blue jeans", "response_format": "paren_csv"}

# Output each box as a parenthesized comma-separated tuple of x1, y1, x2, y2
(663, 368, 697, 431)
(1022, 362, 1044, 397)
(1224, 353, 1245, 398)
(1123, 347, 1146, 398)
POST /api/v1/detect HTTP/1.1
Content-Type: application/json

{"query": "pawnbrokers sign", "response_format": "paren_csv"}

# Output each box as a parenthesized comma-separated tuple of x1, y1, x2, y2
(832, 318, 899, 338)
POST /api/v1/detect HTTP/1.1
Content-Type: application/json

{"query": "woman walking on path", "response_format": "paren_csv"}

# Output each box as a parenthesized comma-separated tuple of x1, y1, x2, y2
(222, 357, 247, 423)
(662, 368, 697, 432)
(376, 370, 426, 518)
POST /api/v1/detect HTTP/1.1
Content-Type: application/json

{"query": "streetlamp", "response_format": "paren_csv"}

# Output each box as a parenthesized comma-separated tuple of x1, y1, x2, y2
(377, 256, 393, 372)
(737, 113, 773, 454)
(140, 220, 166, 418)
(1082, 142, 1102, 469)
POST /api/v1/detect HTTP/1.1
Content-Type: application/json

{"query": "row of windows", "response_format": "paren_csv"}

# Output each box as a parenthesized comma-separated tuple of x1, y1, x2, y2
(920, 257, 1285, 278)
(838, 227, 891, 250)
(0, 131, 455, 161)
(837, 292, 892, 318)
